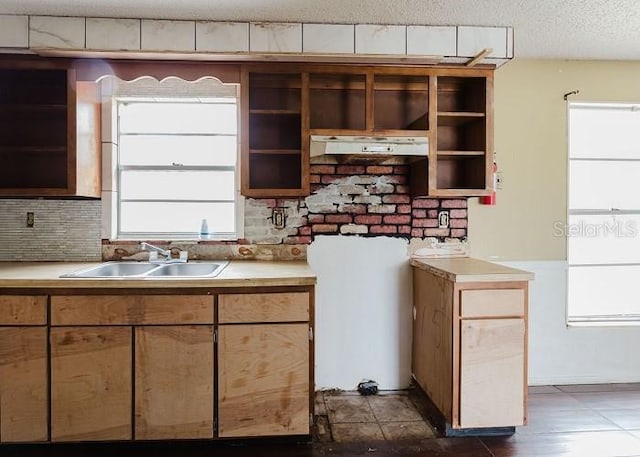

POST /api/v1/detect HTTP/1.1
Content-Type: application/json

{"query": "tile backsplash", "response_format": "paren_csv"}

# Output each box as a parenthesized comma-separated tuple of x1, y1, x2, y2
(0, 199, 101, 261)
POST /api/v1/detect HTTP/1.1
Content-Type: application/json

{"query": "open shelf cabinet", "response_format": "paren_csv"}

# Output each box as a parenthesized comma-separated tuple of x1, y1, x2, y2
(0, 58, 101, 198)
(241, 68, 308, 197)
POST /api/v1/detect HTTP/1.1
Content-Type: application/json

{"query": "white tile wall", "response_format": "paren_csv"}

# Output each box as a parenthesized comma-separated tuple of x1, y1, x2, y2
(355, 24, 406, 54)
(303, 23, 354, 54)
(0, 13, 515, 63)
(141, 19, 195, 52)
(457, 26, 508, 58)
(196, 21, 249, 52)
(0, 200, 101, 261)
(0, 15, 28, 47)
(250, 22, 302, 52)
(407, 25, 456, 56)
(86, 18, 141, 50)
(29, 16, 85, 48)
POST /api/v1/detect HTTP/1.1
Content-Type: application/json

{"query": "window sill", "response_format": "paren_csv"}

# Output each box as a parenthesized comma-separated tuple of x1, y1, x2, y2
(567, 321, 640, 328)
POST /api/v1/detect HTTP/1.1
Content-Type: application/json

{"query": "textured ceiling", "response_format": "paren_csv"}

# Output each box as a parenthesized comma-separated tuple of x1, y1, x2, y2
(1, 0, 639, 60)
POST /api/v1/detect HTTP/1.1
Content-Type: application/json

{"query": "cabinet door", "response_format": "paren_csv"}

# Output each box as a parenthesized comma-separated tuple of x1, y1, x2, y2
(218, 323, 309, 437)
(50, 327, 132, 441)
(135, 326, 214, 440)
(459, 318, 525, 428)
(0, 327, 48, 442)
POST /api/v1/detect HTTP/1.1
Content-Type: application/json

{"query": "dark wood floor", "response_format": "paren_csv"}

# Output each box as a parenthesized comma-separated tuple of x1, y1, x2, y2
(3, 384, 640, 457)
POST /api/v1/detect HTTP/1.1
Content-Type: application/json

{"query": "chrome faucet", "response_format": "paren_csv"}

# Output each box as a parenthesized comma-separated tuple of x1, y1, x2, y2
(140, 242, 187, 264)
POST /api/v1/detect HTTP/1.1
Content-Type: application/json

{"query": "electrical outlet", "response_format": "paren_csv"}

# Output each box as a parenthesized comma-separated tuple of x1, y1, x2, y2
(438, 210, 450, 229)
(496, 172, 504, 190)
(272, 208, 286, 229)
(26, 212, 35, 228)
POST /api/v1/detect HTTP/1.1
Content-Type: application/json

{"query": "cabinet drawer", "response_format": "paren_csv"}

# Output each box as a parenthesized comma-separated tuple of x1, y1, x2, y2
(0, 295, 47, 325)
(218, 292, 309, 323)
(51, 295, 214, 325)
(460, 289, 524, 318)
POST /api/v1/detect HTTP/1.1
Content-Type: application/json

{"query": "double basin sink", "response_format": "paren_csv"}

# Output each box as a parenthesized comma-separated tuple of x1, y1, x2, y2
(61, 261, 229, 279)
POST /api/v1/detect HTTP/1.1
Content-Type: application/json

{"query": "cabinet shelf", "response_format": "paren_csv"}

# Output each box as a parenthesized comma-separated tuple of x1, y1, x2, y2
(437, 150, 485, 157)
(0, 146, 67, 154)
(0, 103, 67, 111)
(249, 109, 301, 115)
(249, 149, 301, 155)
(437, 112, 485, 127)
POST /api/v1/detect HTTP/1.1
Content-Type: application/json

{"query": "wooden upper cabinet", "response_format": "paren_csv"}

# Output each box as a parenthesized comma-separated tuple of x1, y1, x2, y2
(240, 63, 493, 198)
(241, 67, 309, 197)
(431, 71, 493, 197)
(0, 58, 101, 198)
(308, 68, 430, 136)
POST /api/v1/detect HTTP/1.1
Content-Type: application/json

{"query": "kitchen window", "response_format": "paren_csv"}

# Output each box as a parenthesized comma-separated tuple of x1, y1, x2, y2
(566, 102, 640, 324)
(115, 94, 242, 240)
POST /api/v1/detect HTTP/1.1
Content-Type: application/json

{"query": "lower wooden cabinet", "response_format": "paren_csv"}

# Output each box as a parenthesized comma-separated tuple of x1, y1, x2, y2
(459, 318, 525, 428)
(0, 327, 48, 442)
(1, 287, 314, 443)
(50, 327, 132, 442)
(0, 295, 48, 443)
(135, 326, 214, 440)
(218, 323, 310, 437)
(412, 266, 529, 432)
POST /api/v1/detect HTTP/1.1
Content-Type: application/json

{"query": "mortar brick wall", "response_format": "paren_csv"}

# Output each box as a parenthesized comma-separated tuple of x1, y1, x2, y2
(245, 165, 468, 244)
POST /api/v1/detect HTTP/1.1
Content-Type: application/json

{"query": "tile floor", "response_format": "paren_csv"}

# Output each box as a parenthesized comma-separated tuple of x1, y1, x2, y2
(315, 389, 437, 442)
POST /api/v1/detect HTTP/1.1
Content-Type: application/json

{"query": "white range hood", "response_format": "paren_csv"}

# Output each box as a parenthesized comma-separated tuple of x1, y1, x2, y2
(310, 135, 429, 158)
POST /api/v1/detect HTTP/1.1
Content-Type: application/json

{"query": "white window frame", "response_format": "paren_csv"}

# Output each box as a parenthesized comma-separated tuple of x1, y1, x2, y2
(108, 96, 243, 241)
(566, 101, 640, 326)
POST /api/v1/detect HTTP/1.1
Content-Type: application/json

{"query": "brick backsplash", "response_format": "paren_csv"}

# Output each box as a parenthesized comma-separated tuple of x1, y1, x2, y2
(0, 167, 467, 261)
(0, 199, 102, 261)
(245, 164, 468, 245)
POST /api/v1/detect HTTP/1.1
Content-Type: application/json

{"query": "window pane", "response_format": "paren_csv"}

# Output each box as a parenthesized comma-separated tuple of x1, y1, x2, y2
(120, 170, 235, 201)
(570, 104, 640, 159)
(120, 202, 235, 234)
(120, 135, 237, 166)
(119, 102, 237, 134)
(568, 265, 640, 318)
(567, 215, 640, 264)
(569, 161, 640, 210)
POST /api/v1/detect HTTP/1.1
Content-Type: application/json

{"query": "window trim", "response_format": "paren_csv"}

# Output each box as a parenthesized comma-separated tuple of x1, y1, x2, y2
(109, 96, 243, 241)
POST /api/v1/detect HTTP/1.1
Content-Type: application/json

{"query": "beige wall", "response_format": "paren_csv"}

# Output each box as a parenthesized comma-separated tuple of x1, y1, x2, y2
(469, 59, 640, 261)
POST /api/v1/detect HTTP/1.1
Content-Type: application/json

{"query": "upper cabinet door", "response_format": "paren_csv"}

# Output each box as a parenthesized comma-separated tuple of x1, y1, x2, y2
(241, 67, 309, 197)
(0, 59, 101, 198)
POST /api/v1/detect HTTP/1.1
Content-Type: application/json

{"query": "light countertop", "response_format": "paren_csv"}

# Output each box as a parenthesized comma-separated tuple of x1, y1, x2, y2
(0, 261, 316, 289)
(410, 257, 534, 283)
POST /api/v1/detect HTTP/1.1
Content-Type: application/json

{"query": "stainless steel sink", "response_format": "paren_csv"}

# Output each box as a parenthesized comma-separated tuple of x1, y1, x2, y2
(146, 262, 227, 277)
(61, 261, 229, 278)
